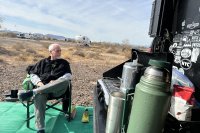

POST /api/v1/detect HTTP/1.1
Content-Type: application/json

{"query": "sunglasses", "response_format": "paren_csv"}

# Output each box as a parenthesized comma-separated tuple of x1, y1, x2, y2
(52, 49, 61, 52)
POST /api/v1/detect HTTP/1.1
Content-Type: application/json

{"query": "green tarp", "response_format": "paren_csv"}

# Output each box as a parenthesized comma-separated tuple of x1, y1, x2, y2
(0, 102, 93, 133)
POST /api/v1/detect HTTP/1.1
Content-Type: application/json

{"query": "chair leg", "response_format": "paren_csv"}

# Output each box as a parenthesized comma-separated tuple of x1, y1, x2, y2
(63, 98, 71, 122)
(68, 86, 72, 121)
(62, 99, 69, 113)
(27, 101, 30, 128)
(62, 85, 72, 121)
(67, 99, 71, 121)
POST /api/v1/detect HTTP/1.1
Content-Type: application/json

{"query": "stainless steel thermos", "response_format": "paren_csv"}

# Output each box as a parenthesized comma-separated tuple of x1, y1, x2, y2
(105, 91, 125, 133)
(120, 59, 141, 94)
(127, 59, 171, 133)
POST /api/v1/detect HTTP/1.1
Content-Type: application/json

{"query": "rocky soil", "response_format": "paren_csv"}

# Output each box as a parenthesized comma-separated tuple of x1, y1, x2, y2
(0, 60, 118, 106)
(0, 37, 130, 107)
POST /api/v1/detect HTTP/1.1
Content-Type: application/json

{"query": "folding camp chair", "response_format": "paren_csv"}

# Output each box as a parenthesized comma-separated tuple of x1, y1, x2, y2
(21, 82, 72, 128)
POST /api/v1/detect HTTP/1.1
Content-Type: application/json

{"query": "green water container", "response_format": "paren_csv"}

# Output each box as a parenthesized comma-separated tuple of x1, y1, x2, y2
(127, 59, 171, 133)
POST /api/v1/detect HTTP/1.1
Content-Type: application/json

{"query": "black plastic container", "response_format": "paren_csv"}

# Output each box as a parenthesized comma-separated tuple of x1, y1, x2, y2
(164, 108, 200, 133)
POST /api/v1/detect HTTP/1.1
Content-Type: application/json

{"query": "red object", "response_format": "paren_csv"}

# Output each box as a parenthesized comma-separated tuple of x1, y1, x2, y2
(173, 85, 195, 102)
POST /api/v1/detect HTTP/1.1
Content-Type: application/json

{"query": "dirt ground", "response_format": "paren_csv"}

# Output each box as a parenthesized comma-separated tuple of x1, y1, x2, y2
(0, 37, 131, 106)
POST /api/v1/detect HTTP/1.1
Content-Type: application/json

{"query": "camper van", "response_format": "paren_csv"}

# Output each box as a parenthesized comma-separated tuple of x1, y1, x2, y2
(75, 35, 91, 46)
(17, 33, 32, 39)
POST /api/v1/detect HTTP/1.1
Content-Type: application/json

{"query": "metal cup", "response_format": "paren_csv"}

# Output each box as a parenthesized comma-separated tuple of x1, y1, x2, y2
(106, 91, 125, 133)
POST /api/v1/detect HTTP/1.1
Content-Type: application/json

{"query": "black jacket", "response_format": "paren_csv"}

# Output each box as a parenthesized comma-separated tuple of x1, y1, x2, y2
(28, 57, 71, 84)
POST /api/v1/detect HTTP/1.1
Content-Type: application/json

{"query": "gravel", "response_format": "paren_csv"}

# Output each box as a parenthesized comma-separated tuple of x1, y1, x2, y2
(0, 60, 116, 106)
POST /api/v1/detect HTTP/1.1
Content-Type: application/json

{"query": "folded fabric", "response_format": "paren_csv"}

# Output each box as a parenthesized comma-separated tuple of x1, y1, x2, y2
(81, 109, 89, 123)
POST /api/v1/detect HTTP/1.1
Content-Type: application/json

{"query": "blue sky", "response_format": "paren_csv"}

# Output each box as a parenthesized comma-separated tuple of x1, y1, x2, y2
(0, 0, 153, 47)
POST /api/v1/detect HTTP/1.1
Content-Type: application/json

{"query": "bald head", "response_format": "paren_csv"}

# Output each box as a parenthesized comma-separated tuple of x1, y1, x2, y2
(49, 43, 61, 60)
(48, 43, 61, 52)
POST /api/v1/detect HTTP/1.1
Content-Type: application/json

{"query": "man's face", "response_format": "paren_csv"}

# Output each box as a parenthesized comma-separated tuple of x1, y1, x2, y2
(50, 46, 61, 59)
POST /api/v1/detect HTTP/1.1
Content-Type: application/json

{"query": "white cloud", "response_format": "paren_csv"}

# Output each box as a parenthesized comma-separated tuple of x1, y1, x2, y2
(2, 22, 62, 36)
(0, 0, 153, 47)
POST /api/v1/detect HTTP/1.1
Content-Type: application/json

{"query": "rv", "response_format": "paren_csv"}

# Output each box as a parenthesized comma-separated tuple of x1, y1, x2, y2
(17, 33, 32, 39)
(75, 35, 91, 46)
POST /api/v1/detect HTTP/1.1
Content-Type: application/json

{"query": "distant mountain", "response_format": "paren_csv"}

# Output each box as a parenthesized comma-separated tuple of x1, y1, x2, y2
(45, 34, 66, 40)
(0, 29, 67, 41)
(0, 29, 20, 34)
(11, 31, 21, 34)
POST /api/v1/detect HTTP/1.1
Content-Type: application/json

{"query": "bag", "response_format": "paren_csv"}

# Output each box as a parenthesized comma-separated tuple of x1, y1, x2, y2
(171, 68, 194, 92)
(22, 74, 34, 90)
(169, 85, 195, 121)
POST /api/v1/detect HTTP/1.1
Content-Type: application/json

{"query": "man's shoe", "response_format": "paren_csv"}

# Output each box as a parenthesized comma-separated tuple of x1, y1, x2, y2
(70, 106, 77, 119)
(37, 129, 45, 133)
(18, 90, 33, 101)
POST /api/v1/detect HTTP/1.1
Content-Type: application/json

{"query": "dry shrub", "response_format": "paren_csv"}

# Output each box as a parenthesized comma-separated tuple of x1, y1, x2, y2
(124, 50, 131, 58)
(86, 51, 100, 59)
(105, 47, 117, 54)
(0, 46, 17, 56)
(62, 52, 71, 60)
(33, 56, 41, 62)
(32, 54, 45, 62)
(36, 49, 49, 57)
(12, 44, 25, 51)
(14, 52, 44, 62)
(41, 42, 50, 49)
(15, 54, 28, 61)
(121, 44, 132, 51)
(0, 46, 8, 55)
(0, 58, 4, 63)
(73, 50, 85, 57)
(0, 32, 16, 38)
(29, 54, 44, 62)
(25, 48, 37, 54)
(93, 42, 132, 55)
(67, 47, 75, 51)
(95, 41, 120, 49)
(121, 45, 132, 58)
(35, 54, 45, 59)
(32, 58, 38, 62)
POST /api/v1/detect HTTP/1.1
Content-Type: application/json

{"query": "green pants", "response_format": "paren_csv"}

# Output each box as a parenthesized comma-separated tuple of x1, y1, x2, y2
(34, 79, 69, 130)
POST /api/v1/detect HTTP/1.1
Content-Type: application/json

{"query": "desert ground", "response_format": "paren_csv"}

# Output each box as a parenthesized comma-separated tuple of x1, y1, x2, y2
(0, 37, 131, 106)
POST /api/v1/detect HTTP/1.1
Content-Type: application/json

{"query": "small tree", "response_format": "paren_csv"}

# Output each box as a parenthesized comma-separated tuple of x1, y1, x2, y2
(122, 39, 130, 45)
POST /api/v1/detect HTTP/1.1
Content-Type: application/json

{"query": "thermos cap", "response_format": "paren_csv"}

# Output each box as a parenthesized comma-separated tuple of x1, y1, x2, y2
(148, 59, 170, 70)
(144, 59, 170, 82)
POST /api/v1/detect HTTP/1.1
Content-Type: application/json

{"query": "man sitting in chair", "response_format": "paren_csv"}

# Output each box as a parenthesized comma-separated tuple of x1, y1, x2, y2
(18, 43, 72, 133)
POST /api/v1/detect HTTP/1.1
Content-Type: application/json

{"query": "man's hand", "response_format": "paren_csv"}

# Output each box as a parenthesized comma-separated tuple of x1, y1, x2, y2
(50, 80, 55, 83)
(37, 81, 44, 87)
